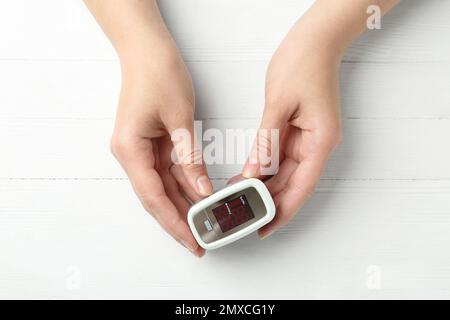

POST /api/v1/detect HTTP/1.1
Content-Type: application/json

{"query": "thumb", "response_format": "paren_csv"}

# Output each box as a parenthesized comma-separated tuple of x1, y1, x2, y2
(243, 105, 292, 178)
(167, 114, 213, 197)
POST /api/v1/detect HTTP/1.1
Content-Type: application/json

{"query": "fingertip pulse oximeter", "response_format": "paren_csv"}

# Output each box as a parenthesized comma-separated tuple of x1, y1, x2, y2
(188, 178, 276, 250)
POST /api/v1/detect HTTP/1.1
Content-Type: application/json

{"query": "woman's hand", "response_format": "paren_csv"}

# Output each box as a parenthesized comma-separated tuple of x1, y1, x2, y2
(241, 26, 343, 239)
(240, 0, 399, 239)
(84, 0, 212, 257)
(112, 50, 212, 258)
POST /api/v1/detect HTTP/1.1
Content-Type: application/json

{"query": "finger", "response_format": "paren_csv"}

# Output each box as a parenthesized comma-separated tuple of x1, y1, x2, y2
(242, 102, 293, 178)
(258, 151, 330, 239)
(156, 134, 203, 204)
(132, 166, 202, 256)
(170, 164, 203, 204)
(160, 169, 191, 217)
(152, 135, 206, 256)
(264, 157, 298, 196)
(166, 111, 213, 197)
(227, 174, 246, 186)
(159, 169, 206, 257)
(113, 137, 203, 257)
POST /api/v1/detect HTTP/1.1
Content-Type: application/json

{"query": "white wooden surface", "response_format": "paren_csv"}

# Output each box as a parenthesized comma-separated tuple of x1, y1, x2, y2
(1, 0, 449, 299)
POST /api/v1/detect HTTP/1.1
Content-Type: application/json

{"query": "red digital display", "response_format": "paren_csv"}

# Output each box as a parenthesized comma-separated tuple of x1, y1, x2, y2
(212, 195, 255, 233)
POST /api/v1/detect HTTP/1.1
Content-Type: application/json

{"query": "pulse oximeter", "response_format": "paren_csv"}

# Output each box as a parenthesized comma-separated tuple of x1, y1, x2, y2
(188, 178, 276, 250)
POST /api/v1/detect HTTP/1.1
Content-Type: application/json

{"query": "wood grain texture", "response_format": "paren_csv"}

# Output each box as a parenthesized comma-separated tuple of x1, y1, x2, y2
(1, 180, 449, 299)
(0, 0, 448, 62)
(0, 0, 449, 299)
(1, 60, 449, 120)
(0, 118, 449, 180)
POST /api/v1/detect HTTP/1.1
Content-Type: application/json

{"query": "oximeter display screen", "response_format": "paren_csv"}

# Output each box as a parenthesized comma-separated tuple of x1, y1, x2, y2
(212, 195, 255, 233)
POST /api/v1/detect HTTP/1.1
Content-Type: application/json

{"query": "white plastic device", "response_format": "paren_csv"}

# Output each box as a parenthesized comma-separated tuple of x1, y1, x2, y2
(187, 178, 276, 250)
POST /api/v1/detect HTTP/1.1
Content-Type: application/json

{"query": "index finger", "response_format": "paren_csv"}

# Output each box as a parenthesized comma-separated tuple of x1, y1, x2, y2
(113, 138, 203, 257)
(258, 151, 330, 239)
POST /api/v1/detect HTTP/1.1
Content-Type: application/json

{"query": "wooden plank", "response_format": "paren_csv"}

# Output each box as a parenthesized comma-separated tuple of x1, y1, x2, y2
(0, 60, 120, 119)
(0, 0, 448, 62)
(0, 118, 449, 180)
(1, 60, 449, 119)
(0, 179, 449, 299)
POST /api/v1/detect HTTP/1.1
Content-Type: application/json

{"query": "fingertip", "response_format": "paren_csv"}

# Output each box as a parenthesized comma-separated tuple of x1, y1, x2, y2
(258, 223, 277, 240)
(196, 175, 213, 196)
(242, 163, 259, 178)
(180, 239, 197, 254)
(194, 248, 206, 258)
(227, 174, 244, 186)
(179, 230, 205, 257)
(260, 230, 275, 240)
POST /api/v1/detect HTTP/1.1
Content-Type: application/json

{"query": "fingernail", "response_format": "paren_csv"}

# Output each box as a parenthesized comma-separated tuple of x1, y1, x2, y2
(181, 240, 196, 253)
(197, 176, 213, 196)
(196, 250, 206, 258)
(243, 163, 258, 178)
(260, 231, 274, 240)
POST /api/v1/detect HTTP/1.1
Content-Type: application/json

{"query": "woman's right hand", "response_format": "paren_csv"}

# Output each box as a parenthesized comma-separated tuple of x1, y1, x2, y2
(112, 49, 213, 258)
(84, 0, 213, 257)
